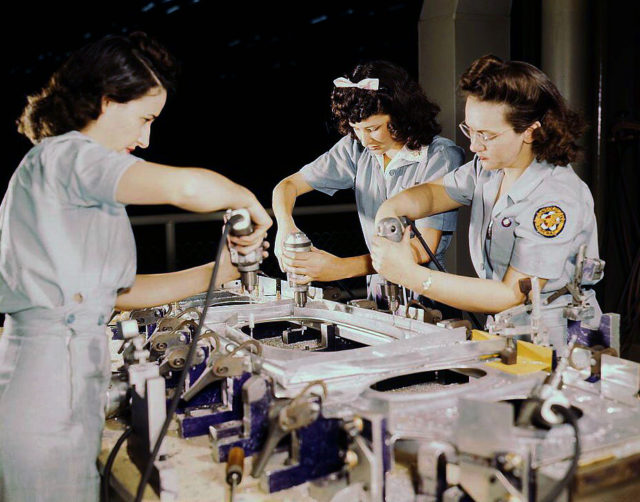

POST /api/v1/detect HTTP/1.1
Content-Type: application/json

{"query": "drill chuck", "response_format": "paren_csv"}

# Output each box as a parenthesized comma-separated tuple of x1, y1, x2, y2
(284, 231, 312, 307)
(294, 290, 307, 308)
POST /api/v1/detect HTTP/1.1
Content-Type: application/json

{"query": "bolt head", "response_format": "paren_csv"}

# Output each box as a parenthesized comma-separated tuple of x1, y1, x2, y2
(345, 450, 358, 469)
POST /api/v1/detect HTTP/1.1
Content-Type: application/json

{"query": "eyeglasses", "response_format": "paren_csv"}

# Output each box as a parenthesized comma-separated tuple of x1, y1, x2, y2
(458, 122, 510, 144)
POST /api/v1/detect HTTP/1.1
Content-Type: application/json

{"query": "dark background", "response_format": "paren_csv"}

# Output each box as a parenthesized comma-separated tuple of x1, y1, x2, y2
(6, 1, 426, 210)
(5, 1, 640, 356)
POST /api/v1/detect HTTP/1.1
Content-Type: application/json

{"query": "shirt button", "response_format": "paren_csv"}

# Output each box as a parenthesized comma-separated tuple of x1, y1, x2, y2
(98, 314, 105, 326)
(388, 170, 396, 176)
(66, 314, 76, 325)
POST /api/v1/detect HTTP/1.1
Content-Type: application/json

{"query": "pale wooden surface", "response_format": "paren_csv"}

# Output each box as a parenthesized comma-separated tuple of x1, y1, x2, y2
(99, 419, 318, 502)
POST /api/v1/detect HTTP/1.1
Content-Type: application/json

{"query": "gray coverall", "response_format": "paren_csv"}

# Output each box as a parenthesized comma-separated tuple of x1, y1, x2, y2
(0, 131, 138, 501)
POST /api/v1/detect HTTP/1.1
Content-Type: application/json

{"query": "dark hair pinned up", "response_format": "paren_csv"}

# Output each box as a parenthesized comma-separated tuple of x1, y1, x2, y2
(18, 32, 179, 144)
(459, 54, 584, 166)
(331, 61, 441, 150)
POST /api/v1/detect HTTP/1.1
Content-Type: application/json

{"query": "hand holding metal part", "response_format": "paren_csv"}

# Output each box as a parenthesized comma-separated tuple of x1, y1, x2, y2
(488, 276, 548, 356)
(544, 244, 605, 321)
(283, 231, 313, 307)
(226, 208, 266, 295)
(281, 245, 344, 284)
(226, 199, 273, 256)
(490, 245, 606, 355)
(371, 216, 418, 306)
(374, 216, 409, 313)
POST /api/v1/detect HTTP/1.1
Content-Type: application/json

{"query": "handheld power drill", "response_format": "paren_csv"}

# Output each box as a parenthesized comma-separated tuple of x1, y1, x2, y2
(284, 231, 312, 307)
(375, 216, 406, 313)
(226, 208, 264, 295)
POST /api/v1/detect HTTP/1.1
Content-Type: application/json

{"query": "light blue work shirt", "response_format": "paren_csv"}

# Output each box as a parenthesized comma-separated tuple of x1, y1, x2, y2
(300, 135, 463, 299)
(442, 156, 602, 344)
(0, 130, 139, 501)
(0, 130, 138, 313)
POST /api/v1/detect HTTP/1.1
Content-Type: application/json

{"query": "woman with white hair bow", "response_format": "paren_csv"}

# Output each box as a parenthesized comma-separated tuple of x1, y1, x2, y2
(272, 60, 463, 311)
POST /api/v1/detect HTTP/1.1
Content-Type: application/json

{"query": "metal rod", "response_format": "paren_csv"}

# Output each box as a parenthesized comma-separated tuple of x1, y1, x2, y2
(165, 221, 176, 271)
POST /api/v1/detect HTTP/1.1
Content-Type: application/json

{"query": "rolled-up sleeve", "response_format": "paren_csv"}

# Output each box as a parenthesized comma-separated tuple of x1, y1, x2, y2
(47, 137, 140, 207)
(415, 143, 464, 232)
(442, 158, 477, 206)
(299, 136, 359, 196)
(511, 197, 581, 280)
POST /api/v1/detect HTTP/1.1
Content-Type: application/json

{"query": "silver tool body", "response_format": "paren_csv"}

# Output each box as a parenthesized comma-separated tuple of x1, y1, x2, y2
(284, 231, 312, 307)
(227, 208, 263, 294)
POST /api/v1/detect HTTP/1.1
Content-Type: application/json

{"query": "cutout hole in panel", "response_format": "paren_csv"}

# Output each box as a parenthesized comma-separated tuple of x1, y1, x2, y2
(370, 368, 486, 393)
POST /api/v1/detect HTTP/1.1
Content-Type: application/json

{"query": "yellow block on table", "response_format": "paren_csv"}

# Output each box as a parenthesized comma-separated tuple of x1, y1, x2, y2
(471, 330, 553, 375)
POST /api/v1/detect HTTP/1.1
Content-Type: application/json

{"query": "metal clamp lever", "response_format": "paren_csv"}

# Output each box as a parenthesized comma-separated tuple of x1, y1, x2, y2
(159, 329, 218, 375)
(182, 340, 261, 402)
(130, 304, 170, 326)
(177, 306, 202, 321)
(251, 381, 327, 477)
(155, 315, 197, 333)
(147, 320, 197, 350)
(148, 329, 190, 357)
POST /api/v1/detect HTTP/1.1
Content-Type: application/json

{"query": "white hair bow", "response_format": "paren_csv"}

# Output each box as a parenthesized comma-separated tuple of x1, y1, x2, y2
(333, 77, 379, 91)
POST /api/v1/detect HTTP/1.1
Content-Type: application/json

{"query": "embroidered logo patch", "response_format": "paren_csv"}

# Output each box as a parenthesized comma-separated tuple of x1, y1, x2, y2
(533, 206, 566, 238)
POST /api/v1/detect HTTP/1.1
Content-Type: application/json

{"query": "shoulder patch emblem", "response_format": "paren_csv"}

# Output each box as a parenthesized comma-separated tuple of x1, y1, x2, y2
(533, 206, 566, 238)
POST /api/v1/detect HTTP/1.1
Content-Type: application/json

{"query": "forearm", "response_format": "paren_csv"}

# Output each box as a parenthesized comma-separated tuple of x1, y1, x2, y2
(272, 179, 299, 227)
(117, 162, 258, 212)
(175, 168, 258, 213)
(337, 254, 376, 279)
(377, 183, 461, 223)
(115, 262, 234, 310)
(400, 263, 525, 314)
(409, 228, 442, 265)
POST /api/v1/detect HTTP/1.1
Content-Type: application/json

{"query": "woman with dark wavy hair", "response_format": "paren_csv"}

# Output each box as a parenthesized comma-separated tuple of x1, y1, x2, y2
(272, 61, 463, 308)
(0, 32, 271, 501)
(371, 55, 602, 347)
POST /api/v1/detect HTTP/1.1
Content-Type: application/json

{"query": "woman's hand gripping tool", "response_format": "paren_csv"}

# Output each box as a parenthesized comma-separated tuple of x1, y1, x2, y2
(226, 208, 264, 295)
(375, 216, 407, 313)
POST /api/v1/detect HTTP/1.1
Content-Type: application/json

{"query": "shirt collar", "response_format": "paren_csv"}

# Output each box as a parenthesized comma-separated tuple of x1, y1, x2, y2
(373, 143, 429, 170)
(506, 158, 555, 203)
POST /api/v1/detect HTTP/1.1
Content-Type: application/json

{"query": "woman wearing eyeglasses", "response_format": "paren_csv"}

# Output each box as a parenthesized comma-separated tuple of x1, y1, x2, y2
(371, 55, 602, 347)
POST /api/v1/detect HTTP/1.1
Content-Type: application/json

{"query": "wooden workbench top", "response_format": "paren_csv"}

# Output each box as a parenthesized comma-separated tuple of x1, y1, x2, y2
(99, 419, 318, 502)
